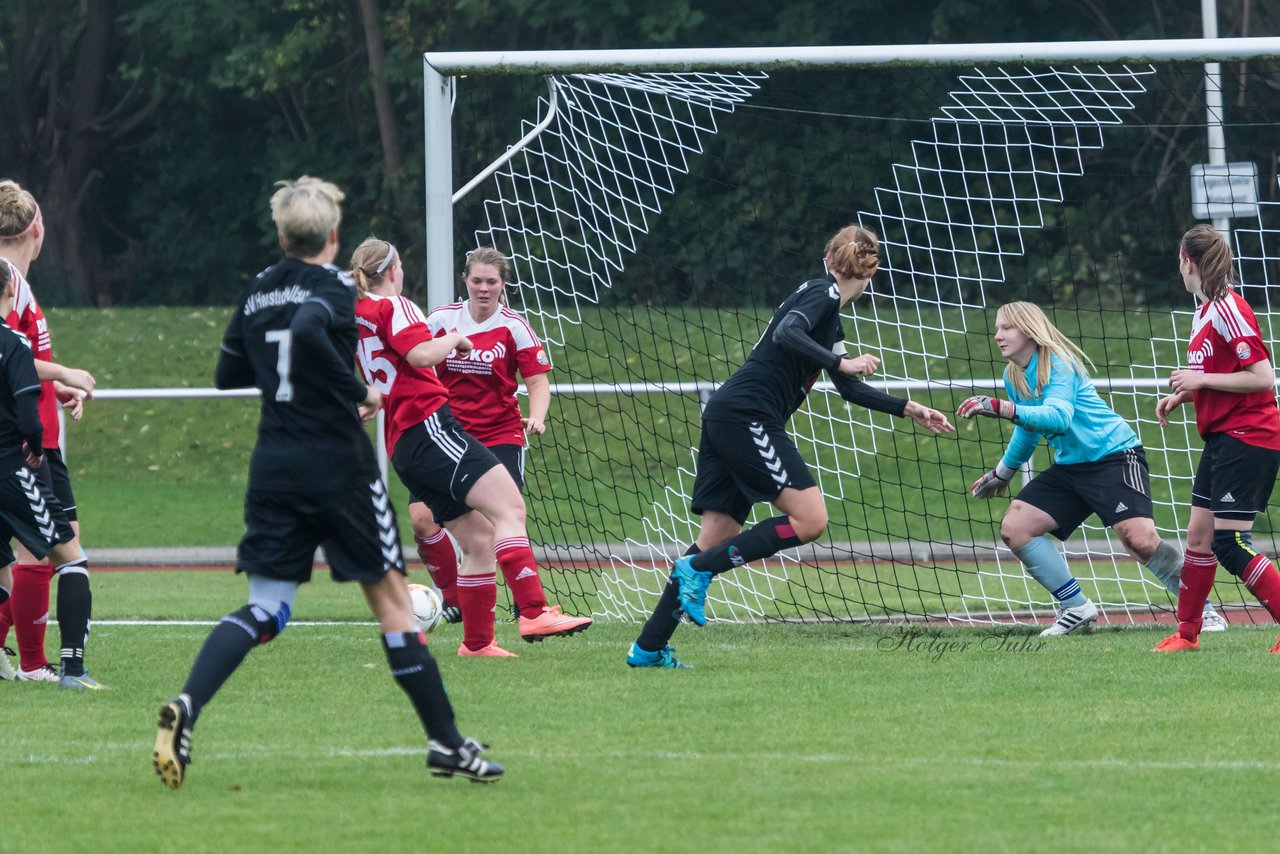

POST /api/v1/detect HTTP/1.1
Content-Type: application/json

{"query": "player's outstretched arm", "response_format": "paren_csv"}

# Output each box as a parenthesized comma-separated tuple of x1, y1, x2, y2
(969, 462, 1017, 498)
(405, 332, 472, 369)
(956, 394, 1016, 421)
(829, 371, 907, 417)
(903, 401, 954, 434)
(34, 360, 95, 398)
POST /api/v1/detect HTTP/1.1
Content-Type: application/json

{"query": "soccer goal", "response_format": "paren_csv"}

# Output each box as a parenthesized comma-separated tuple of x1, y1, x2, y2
(423, 38, 1280, 626)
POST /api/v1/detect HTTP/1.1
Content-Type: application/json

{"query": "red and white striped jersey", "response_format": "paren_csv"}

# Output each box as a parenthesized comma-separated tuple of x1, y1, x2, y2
(425, 301, 551, 447)
(354, 292, 449, 457)
(1, 257, 59, 449)
(1187, 289, 1280, 450)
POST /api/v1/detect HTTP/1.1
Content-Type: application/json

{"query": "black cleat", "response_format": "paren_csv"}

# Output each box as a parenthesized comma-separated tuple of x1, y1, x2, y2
(441, 605, 462, 624)
(153, 696, 193, 790)
(428, 737, 504, 783)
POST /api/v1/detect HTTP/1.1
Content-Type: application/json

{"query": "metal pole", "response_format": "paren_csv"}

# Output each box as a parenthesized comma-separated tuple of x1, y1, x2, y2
(424, 61, 456, 312)
(1202, 0, 1230, 233)
(424, 37, 1280, 76)
(453, 78, 561, 205)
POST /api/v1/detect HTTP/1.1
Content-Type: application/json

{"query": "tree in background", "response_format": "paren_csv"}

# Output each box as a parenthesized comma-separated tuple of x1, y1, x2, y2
(0, 0, 1277, 306)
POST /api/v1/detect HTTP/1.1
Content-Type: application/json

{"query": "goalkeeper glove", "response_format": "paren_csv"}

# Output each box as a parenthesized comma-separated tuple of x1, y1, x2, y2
(970, 462, 1017, 499)
(956, 395, 1017, 422)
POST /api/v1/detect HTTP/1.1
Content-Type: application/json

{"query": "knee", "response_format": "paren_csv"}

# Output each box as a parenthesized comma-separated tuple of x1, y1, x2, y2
(1118, 527, 1161, 563)
(246, 578, 297, 643)
(411, 517, 438, 540)
(232, 602, 291, 644)
(791, 509, 828, 544)
(409, 507, 437, 539)
(999, 516, 1026, 550)
(1211, 530, 1257, 578)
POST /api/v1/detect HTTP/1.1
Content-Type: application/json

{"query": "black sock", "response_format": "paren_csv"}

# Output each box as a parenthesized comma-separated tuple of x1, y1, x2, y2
(635, 544, 701, 653)
(182, 605, 267, 720)
(690, 516, 804, 574)
(55, 561, 91, 677)
(382, 632, 463, 748)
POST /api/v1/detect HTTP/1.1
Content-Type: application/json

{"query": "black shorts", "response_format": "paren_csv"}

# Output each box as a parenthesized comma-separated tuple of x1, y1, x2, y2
(408, 442, 524, 502)
(34, 449, 77, 523)
(237, 480, 405, 583)
(1016, 446, 1153, 540)
(689, 418, 817, 525)
(488, 444, 525, 490)
(1191, 433, 1280, 521)
(0, 464, 76, 566)
(392, 405, 503, 525)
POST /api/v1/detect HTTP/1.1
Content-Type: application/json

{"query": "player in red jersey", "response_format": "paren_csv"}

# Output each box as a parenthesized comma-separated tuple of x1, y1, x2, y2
(1155, 224, 1280, 653)
(0, 179, 102, 688)
(350, 239, 590, 655)
(421, 248, 570, 633)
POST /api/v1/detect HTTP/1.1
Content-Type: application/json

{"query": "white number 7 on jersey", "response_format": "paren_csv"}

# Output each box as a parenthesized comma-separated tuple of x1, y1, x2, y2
(264, 329, 294, 402)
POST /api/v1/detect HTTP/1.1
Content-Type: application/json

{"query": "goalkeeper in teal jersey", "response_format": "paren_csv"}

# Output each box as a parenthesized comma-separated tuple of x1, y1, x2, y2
(957, 301, 1225, 636)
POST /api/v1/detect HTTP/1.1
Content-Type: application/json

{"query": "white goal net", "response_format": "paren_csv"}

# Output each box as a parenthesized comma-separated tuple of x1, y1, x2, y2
(430, 41, 1280, 626)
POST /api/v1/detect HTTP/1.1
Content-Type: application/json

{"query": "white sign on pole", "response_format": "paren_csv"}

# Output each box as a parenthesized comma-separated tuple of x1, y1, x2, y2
(1190, 162, 1259, 220)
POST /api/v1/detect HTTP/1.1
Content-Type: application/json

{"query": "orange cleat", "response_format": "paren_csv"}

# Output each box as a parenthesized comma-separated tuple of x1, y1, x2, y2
(1154, 633, 1199, 653)
(518, 605, 593, 643)
(458, 642, 518, 658)
(1269, 634, 1280, 654)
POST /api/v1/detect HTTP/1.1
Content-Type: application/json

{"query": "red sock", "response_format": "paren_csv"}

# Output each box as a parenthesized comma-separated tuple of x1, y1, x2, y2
(416, 530, 459, 608)
(495, 536, 546, 619)
(0, 597, 12, 646)
(1176, 551, 1217, 641)
(11, 564, 52, 670)
(1242, 553, 1280, 623)
(457, 573, 497, 651)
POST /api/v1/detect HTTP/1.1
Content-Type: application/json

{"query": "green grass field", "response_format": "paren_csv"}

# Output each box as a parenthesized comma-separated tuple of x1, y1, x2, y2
(6, 569, 1280, 853)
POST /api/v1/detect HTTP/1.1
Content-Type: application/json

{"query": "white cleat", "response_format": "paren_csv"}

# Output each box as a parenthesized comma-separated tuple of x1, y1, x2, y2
(1040, 600, 1099, 636)
(0, 646, 15, 681)
(1200, 610, 1228, 633)
(16, 664, 60, 683)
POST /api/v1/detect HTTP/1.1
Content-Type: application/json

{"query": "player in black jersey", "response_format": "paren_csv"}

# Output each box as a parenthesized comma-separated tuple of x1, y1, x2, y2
(153, 177, 501, 790)
(628, 224, 954, 668)
(0, 261, 83, 679)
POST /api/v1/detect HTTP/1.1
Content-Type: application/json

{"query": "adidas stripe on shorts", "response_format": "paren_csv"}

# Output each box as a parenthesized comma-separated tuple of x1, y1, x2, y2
(1015, 446, 1153, 540)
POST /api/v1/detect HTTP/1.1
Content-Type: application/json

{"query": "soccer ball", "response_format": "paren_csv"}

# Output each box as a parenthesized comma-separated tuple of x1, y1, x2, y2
(408, 583, 445, 633)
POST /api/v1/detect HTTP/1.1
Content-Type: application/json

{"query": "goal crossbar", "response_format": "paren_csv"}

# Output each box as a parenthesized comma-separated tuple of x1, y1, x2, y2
(424, 37, 1280, 75)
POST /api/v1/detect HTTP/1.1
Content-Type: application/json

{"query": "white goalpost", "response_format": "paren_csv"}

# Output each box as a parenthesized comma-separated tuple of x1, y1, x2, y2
(423, 37, 1280, 626)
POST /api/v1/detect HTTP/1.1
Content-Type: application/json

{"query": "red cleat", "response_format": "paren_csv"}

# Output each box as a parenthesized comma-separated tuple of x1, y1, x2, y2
(518, 605, 592, 643)
(1154, 633, 1199, 653)
(458, 642, 518, 658)
(1269, 634, 1280, 654)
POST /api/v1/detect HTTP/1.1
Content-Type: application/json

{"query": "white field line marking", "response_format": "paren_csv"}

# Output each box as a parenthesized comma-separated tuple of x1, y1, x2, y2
(7, 740, 1280, 774)
(86, 623, 891, 653)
